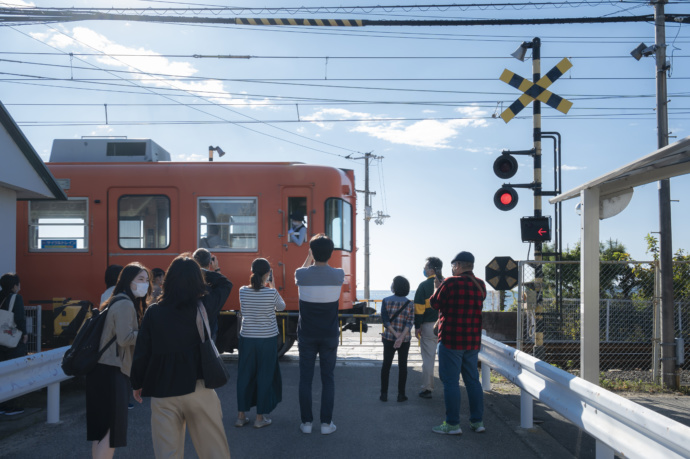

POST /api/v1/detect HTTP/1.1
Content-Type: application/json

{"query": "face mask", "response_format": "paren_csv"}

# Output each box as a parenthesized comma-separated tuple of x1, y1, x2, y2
(131, 282, 148, 298)
(423, 269, 428, 277)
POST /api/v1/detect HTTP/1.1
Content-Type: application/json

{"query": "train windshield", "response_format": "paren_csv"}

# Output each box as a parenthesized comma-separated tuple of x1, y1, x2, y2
(28, 198, 89, 251)
(325, 198, 352, 252)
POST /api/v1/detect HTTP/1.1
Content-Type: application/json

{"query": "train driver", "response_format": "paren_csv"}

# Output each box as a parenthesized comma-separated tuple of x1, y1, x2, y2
(288, 213, 307, 246)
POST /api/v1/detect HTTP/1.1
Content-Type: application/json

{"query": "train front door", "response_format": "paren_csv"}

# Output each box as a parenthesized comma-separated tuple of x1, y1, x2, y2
(107, 187, 178, 270)
(278, 186, 313, 301)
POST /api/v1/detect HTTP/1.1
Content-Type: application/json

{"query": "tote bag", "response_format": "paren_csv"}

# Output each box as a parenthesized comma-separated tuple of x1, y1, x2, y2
(0, 295, 22, 348)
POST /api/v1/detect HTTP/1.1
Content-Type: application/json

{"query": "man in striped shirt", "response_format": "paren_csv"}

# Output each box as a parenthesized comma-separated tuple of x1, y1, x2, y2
(295, 234, 345, 436)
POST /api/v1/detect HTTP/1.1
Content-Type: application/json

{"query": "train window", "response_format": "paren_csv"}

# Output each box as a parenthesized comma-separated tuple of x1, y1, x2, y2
(107, 142, 146, 157)
(325, 198, 352, 252)
(118, 195, 170, 249)
(28, 198, 89, 251)
(198, 198, 258, 251)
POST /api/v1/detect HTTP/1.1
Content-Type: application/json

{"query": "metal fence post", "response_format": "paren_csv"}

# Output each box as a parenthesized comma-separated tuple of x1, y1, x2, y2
(481, 331, 491, 391)
(47, 382, 60, 424)
(653, 261, 661, 384)
(520, 389, 533, 429)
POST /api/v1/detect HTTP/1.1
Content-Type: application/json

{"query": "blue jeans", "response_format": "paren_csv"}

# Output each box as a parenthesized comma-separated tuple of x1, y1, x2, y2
(298, 336, 338, 424)
(437, 343, 484, 425)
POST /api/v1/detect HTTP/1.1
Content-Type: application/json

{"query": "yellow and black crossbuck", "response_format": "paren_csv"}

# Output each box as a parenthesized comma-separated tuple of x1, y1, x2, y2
(499, 58, 573, 123)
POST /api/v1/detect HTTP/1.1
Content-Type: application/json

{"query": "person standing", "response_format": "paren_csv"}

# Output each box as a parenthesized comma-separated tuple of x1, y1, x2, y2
(130, 255, 230, 459)
(192, 248, 233, 341)
(414, 257, 443, 399)
(295, 234, 344, 435)
(100, 265, 123, 308)
(150, 268, 165, 301)
(379, 276, 414, 403)
(235, 258, 285, 429)
(87, 263, 149, 458)
(0, 273, 28, 416)
(430, 251, 487, 435)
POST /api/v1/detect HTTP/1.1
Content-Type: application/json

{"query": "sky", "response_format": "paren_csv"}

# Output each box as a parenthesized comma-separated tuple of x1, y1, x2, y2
(1, 0, 689, 290)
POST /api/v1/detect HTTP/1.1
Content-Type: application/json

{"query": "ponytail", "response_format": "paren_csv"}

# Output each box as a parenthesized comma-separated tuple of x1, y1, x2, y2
(249, 258, 271, 291)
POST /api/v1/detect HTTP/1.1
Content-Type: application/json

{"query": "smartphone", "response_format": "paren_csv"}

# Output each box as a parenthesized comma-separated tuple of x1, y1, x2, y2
(268, 270, 273, 282)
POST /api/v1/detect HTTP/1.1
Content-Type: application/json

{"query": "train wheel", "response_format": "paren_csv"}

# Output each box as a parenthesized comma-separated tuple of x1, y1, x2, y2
(277, 316, 296, 357)
(277, 335, 295, 358)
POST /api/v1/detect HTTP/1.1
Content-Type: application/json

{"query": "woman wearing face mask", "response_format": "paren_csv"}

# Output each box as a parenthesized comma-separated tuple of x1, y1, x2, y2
(86, 262, 150, 459)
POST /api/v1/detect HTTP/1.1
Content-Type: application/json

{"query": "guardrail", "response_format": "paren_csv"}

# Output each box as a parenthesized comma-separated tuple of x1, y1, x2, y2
(0, 347, 71, 424)
(479, 334, 690, 459)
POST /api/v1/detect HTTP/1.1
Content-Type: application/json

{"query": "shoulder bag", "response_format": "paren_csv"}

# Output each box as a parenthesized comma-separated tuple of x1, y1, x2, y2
(0, 295, 22, 348)
(196, 302, 229, 389)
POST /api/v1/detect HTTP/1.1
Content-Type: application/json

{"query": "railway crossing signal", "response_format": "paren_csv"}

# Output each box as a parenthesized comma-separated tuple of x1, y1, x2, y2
(494, 186, 518, 211)
(499, 58, 573, 123)
(520, 216, 552, 242)
(485, 256, 518, 291)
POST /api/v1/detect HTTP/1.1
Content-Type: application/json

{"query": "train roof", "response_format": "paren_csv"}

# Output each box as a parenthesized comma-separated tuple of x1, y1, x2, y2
(50, 138, 171, 163)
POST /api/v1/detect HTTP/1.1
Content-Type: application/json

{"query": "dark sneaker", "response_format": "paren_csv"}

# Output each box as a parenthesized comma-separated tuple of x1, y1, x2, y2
(379, 393, 387, 402)
(470, 421, 486, 433)
(432, 421, 462, 435)
(397, 394, 408, 402)
(419, 390, 432, 399)
(4, 408, 25, 416)
(128, 403, 134, 410)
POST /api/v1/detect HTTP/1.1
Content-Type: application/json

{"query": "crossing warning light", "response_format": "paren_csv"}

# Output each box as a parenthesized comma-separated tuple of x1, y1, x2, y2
(494, 187, 518, 211)
(493, 153, 518, 179)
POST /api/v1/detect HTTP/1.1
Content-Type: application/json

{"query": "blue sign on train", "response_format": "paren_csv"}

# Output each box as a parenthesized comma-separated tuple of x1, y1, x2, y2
(41, 240, 77, 249)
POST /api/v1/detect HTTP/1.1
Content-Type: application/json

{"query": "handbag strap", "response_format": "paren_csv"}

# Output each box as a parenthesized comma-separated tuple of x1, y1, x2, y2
(196, 301, 212, 342)
(387, 300, 411, 323)
(0, 294, 16, 313)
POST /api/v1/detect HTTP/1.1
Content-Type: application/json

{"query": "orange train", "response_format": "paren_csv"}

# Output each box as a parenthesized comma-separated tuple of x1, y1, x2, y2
(15, 138, 359, 354)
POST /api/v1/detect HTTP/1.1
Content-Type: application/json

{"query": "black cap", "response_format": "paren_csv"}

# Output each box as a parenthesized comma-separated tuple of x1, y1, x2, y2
(289, 212, 305, 222)
(451, 251, 474, 264)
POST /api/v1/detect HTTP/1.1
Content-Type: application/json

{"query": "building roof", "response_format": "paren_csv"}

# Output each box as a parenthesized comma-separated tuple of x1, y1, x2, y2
(550, 135, 690, 204)
(0, 101, 66, 200)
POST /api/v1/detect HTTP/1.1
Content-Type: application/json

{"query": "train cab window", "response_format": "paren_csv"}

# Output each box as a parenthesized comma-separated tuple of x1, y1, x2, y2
(287, 197, 308, 245)
(118, 195, 170, 249)
(325, 198, 352, 252)
(198, 198, 258, 251)
(29, 198, 88, 251)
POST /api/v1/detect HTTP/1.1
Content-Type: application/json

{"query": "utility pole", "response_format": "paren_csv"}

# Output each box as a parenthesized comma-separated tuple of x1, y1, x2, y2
(353, 152, 388, 301)
(654, 0, 676, 390)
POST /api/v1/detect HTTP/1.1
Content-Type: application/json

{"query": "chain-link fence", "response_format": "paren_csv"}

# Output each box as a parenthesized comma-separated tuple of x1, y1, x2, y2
(517, 260, 689, 385)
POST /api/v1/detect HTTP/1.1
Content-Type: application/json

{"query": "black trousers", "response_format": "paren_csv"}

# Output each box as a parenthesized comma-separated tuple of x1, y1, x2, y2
(380, 339, 410, 396)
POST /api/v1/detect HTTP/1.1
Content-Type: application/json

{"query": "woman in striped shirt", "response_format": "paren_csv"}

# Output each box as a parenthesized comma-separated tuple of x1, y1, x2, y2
(235, 258, 286, 429)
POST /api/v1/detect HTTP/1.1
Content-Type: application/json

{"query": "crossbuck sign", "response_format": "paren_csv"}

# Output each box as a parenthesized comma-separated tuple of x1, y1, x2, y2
(499, 58, 573, 123)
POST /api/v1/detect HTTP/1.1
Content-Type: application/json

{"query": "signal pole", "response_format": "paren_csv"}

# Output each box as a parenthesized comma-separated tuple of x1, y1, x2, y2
(353, 152, 388, 301)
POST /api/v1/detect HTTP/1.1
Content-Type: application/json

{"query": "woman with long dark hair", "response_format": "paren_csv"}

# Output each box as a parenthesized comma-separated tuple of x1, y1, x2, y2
(130, 254, 230, 459)
(0, 273, 28, 416)
(235, 258, 285, 428)
(86, 262, 150, 459)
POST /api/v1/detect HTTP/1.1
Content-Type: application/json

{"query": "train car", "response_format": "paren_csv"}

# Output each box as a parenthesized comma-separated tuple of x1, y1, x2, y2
(15, 138, 359, 355)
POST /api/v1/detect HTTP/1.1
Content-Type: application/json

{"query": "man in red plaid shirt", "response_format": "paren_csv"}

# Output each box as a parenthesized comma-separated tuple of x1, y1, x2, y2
(430, 251, 487, 435)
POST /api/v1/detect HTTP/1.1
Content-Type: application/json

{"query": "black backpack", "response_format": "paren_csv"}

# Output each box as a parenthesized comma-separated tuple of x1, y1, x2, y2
(61, 302, 117, 377)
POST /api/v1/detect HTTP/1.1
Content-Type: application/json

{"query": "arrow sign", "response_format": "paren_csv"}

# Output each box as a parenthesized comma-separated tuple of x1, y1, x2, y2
(520, 216, 552, 243)
(499, 58, 573, 123)
(486, 256, 519, 291)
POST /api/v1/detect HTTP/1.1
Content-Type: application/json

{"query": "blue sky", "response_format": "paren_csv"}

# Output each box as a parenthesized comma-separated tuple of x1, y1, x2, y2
(2, 1, 689, 289)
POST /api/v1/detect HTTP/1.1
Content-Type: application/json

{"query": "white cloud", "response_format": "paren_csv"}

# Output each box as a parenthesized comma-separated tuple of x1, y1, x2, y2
(562, 164, 586, 171)
(4, 1, 35, 7)
(305, 105, 488, 149)
(30, 27, 271, 108)
(177, 153, 205, 162)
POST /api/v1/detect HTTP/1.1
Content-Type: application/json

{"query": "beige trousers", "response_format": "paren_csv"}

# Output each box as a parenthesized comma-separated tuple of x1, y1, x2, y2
(151, 380, 230, 459)
(419, 321, 437, 392)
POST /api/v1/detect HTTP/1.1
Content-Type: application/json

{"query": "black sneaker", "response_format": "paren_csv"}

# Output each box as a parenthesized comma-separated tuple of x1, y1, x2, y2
(397, 394, 408, 402)
(128, 403, 134, 410)
(379, 393, 388, 402)
(418, 390, 432, 399)
(5, 408, 24, 416)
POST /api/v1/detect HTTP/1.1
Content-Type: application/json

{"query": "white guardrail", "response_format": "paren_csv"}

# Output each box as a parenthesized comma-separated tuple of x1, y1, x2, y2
(0, 347, 71, 424)
(479, 334, 690, 459)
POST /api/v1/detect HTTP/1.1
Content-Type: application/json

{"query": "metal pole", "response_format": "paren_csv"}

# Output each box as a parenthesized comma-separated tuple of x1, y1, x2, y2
(364, 152, 371, 301)
(654, 0, 676, 389)
(531, 37, 545, 360)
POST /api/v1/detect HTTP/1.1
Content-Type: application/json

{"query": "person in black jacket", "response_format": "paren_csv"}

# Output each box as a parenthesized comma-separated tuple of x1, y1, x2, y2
(193, 248, 232, 341)
(0, 273, 28, 416)
(130, 254, 231, 459)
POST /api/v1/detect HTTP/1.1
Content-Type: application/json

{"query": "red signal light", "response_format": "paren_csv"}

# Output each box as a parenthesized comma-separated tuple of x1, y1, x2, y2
(494, 187, 518, 211)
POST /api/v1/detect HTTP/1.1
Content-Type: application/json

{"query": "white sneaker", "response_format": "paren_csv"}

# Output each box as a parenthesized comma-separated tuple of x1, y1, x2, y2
(321, 421, 337, 435)
(300, 422, 312, 434)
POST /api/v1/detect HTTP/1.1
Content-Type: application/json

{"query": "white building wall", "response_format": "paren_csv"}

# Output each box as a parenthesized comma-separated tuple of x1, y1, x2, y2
(0, 187, 17, 275)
